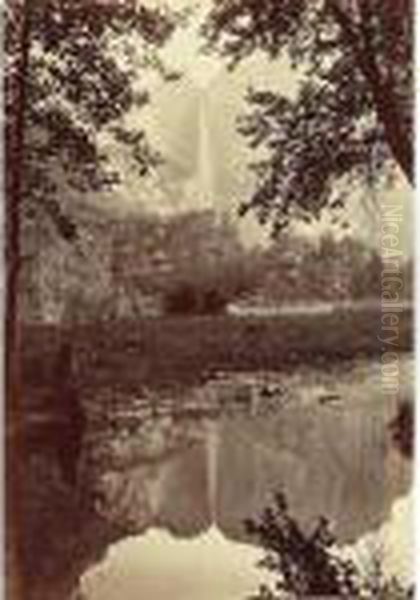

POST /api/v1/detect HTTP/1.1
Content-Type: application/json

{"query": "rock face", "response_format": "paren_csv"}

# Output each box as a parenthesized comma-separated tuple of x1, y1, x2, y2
(9, 361, 412, 600)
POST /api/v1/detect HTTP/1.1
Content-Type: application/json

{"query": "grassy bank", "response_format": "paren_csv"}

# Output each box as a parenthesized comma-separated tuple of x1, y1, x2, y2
(20, 306, 413, 391)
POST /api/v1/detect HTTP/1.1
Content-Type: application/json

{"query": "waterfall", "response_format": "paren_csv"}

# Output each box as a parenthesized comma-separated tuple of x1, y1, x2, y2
(205, 419, 220, 523)
(197, 93, 214, 209)
(182, 91, 215, 213)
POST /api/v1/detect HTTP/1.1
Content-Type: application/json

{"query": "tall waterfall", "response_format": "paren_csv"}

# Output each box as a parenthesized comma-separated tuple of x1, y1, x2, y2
(182, 91, 215, 213)
(197, 92, 214, 210)
(205, 419, 220, 522)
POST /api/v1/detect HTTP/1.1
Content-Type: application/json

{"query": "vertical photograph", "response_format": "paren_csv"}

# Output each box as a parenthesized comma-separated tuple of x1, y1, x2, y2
(5, 1, 414, 599)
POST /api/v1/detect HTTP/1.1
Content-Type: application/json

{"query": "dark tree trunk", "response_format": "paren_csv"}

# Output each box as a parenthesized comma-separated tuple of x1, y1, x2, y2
(328, 0, 413, 184)
(6, 0, 31, 417)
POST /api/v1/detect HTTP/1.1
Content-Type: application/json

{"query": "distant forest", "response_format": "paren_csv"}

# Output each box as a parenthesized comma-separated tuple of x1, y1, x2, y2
(20, 207, 412, 324)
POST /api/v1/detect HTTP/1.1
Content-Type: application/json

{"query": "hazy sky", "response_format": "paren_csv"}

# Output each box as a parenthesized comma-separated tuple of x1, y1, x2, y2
(97, 0, 413, 254)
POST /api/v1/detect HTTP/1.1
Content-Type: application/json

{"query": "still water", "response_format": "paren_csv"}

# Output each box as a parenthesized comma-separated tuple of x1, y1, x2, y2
(8, 358, 413, 600)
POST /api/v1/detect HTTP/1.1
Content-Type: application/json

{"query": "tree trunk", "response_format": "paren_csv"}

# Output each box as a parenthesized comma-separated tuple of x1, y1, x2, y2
(6, 0, 31, 417)
(328, 0, 414, 184)
(357, 0, 413, 183)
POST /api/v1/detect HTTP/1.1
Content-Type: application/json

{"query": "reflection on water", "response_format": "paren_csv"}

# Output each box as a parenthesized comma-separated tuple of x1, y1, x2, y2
(82, 527, 267, 600)
(8, 359, 412, 600)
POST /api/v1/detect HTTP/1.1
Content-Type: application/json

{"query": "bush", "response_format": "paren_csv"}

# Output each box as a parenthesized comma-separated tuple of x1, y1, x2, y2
(163, 283, 198, 315)
(245, 491, 413, 599)
(389, 401, 414, 459)
(162, 282, 229, 316)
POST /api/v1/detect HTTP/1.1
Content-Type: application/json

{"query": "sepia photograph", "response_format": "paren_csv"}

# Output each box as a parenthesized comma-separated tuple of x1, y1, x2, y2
(4, 1, 414, 599)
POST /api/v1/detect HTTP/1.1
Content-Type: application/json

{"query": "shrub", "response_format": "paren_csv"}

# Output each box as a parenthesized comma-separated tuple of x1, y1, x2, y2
(245, 491, 413, 599)
(162, 282, 229, 316)
(389, 400, 414, 459)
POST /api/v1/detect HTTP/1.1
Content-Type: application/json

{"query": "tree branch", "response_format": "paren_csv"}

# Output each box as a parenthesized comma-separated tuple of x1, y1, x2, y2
(326, 0, 413, 183)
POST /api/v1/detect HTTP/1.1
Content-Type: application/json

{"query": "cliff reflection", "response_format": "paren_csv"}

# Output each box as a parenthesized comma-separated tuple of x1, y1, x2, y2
(8, 364, 412, 600)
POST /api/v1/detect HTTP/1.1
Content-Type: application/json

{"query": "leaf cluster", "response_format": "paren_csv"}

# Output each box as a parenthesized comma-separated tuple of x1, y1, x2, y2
(245, 490, 414, 599)
(205, 0, 413, 234)
(5, 0, 175, 242)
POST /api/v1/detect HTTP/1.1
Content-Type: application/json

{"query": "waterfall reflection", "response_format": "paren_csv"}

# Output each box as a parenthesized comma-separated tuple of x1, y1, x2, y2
(8, 365, 411, 600)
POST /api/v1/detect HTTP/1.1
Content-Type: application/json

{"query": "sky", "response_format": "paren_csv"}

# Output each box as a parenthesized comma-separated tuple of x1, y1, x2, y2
(96, 0, 413, 255)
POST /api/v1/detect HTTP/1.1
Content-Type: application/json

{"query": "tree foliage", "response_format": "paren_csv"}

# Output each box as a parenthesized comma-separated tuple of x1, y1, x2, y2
(389, 400, 414, 459)
(5, 0, 175, 243)
(245, 490, 413, 599)
(205, 0, 413, 234)
(143, 210, 260, 315)
(258, 233, 383, 303)
(20, 209, 260, 322)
